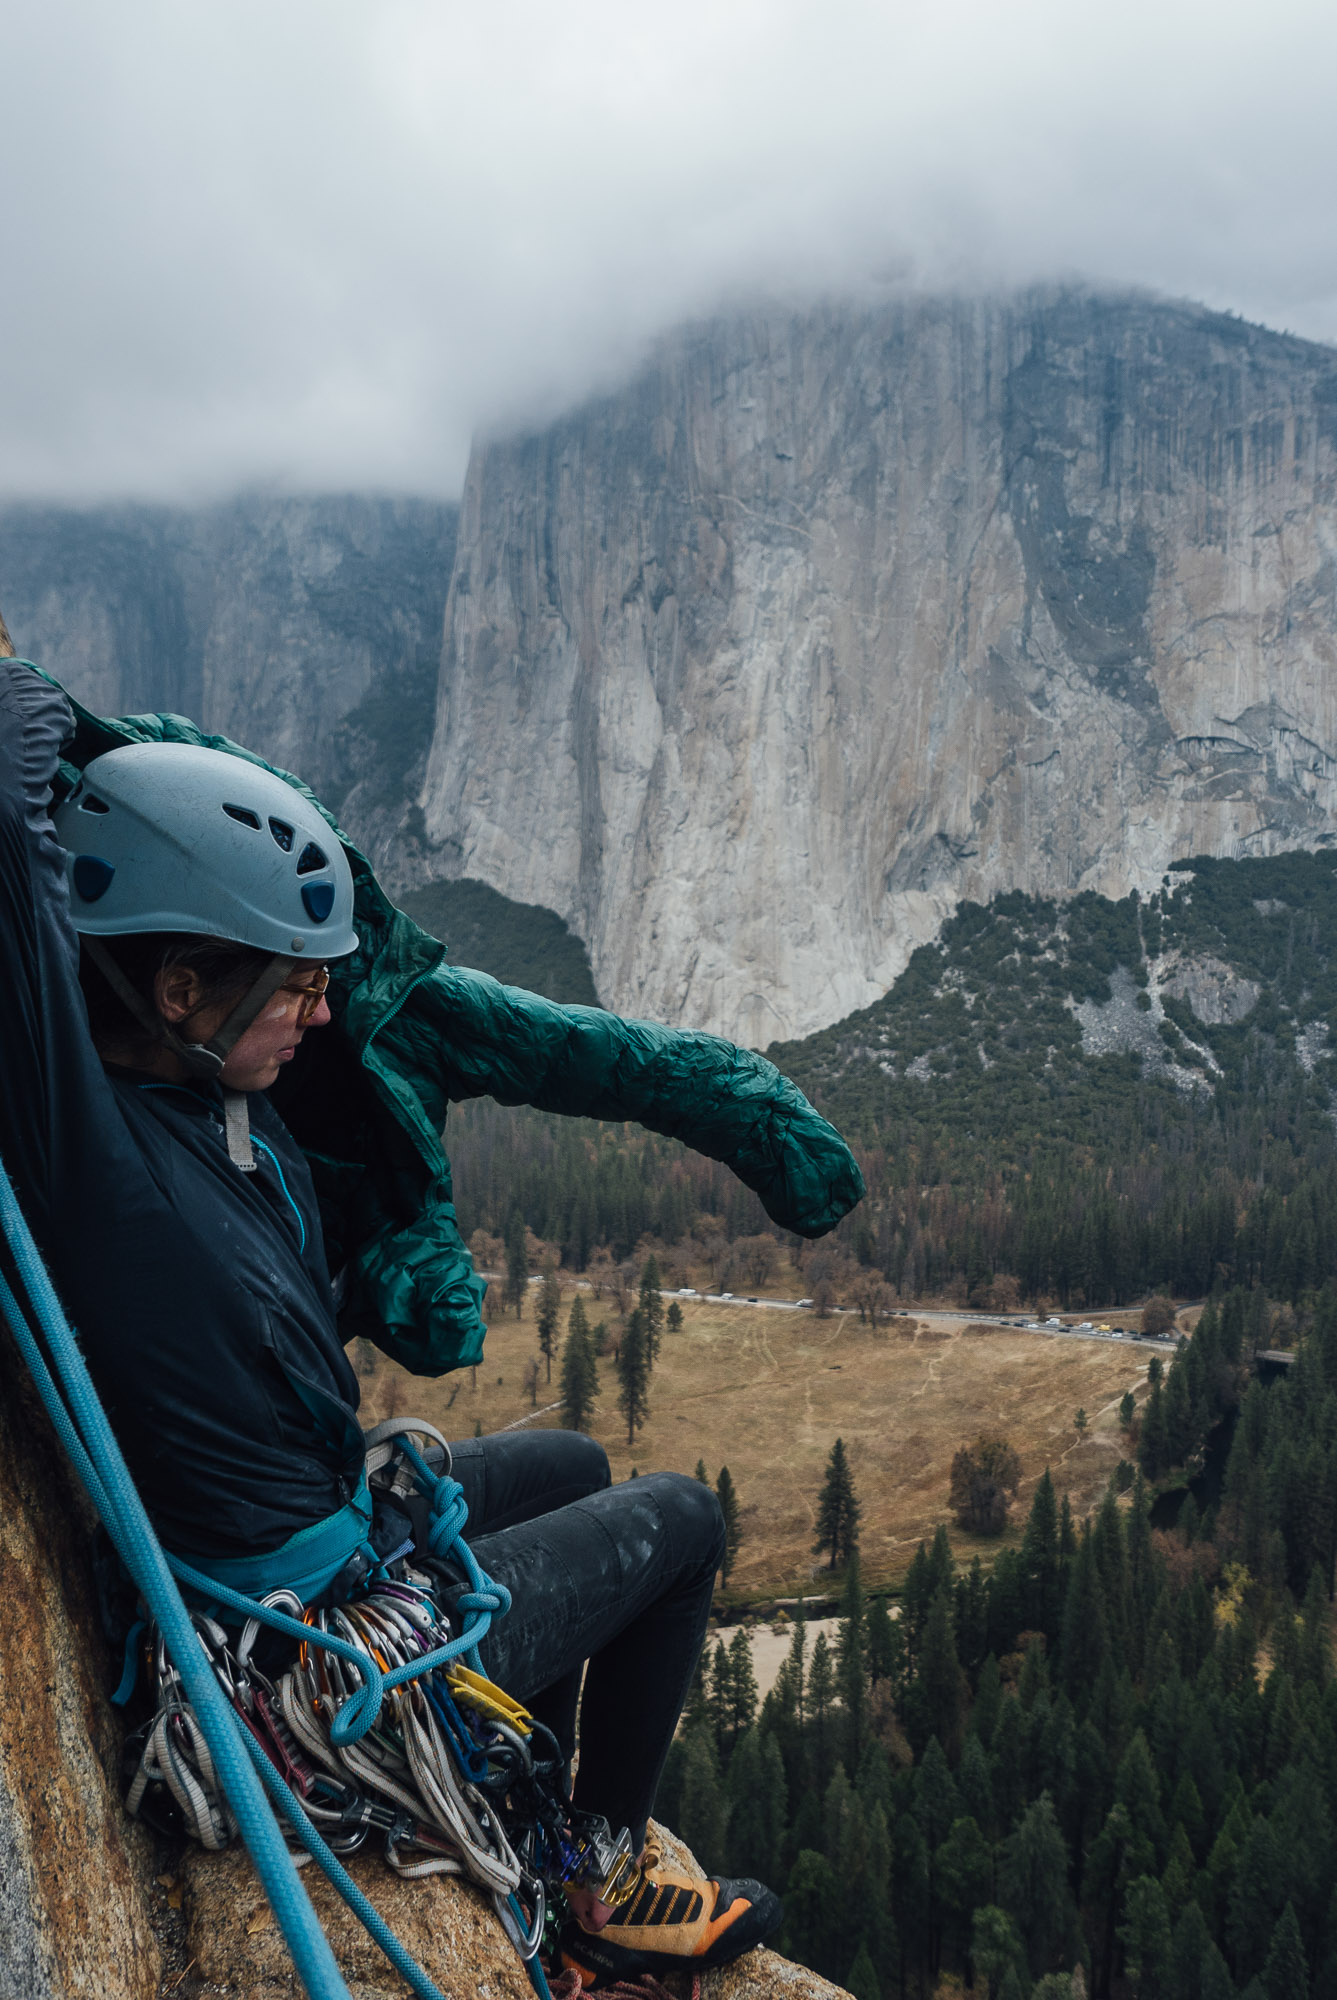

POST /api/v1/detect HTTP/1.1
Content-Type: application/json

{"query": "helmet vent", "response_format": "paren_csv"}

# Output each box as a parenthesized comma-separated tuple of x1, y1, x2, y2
(223, 803, 262, 830)
(268, 817, 295, 852)
(79, 794, 110, 814)
(296, 841, 328, 875)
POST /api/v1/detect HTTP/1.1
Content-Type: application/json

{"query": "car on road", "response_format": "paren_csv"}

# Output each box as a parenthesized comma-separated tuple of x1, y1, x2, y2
(797, 1297, 814, 1308)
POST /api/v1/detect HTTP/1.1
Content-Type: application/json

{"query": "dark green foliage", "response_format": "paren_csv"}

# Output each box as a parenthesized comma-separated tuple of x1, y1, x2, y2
(639, 1256, 664, 1367)
(1119, 1875, 1173, 1999)
(558, 1292, 599, 1430)
(677, 1722, 727, 1874)
(1000, 1792, 1073, 1976)
(615, 1304, 649, 1445)
(653, 1290, 1337, 2000)
(725, 1727, 786, 1884)
(844, 1942, 880, 2000)
(813, 1438, 861, 1569)
(1262, 1901, 1308, 2000)
(783, 1850, 842, 1981)
(762, 851, 1337, 1307)
(716, 1466, 742, 1581)
(535, 1266, 561, 1380)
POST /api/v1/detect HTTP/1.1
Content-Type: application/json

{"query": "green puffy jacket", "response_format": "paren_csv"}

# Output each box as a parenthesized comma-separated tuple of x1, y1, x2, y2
(50, 674, 865, 1376)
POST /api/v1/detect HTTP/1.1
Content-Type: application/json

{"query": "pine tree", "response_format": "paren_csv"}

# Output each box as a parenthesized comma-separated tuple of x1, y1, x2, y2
(844, 1943, 880, 2000)
(535, 1266, 562, 1381)
(907, 1584, 965, 1757)
(971, 1904, 1028, 2000)
(1261, 1900, 1308, 2000)
(1119, 1876, 1172, 2000)
(1059, 1527, 1110, 1702)
(999, 1792, 1072, 1976)
(695, 1457, 709, 1483)
(1227, 1817, 1283, 1984)
(813, 1438, 861, 1569)
(808, 1632, 835, 1792)
(1140, 1379, 1170, 1478)
(666, 1299, 683, 1333)
(1114, 1730, 1167, 1864)
(639, 1255, 664, 1366)
(559, 1294, 599, 1431)
(503, 1208, 529, 1317)
(726, 1627, 759, 1743)
(1167, 1901, 1212, 1999)
(937, 1812, 994, 1934)
(726, 1726, 786, 1883)
(708, 1638, 733, 1752)
(837, 1553, 870, 1767)
(616, 1304, 650, 1445)
(783, 1850, 841, 1982)
(1020, 1468, 1063, 1641)
(716, 1466, 742, 1580)
(913, 1735, 962, 1848)
(1199, 1942, 1236, 2000)
(678, 1724, 728, 1873)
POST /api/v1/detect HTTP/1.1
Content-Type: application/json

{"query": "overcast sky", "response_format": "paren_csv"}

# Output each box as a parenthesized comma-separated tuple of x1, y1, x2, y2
(4, 0, 1337, 502)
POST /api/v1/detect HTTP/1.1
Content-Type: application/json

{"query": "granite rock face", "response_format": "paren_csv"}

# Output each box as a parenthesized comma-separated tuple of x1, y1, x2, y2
(179, 1828, 849, 2000)
(0, 493, 456, 837)
(422, 290, 1337, 1044)
(0, 1346, 161, 2000)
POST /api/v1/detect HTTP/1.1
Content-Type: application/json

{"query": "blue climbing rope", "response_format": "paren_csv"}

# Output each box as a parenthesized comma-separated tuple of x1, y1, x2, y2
(0, 1161, 545, 2000)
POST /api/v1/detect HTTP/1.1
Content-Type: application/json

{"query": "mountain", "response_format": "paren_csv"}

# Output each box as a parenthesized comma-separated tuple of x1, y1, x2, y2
(0, 493, 457, 842)
(767, 848, 1337, 1303)
(421, 288, 1337, 1045)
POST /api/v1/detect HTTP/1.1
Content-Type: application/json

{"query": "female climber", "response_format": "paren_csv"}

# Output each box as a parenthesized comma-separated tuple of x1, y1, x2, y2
(0, 654, 863, 1986)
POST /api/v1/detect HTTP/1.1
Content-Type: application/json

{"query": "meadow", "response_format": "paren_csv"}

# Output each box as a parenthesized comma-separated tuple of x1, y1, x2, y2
(357, 1289, 1152, 1598)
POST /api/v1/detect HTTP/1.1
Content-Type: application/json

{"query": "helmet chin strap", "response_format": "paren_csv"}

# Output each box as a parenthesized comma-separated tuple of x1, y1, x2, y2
(84, 942, 297, 1172)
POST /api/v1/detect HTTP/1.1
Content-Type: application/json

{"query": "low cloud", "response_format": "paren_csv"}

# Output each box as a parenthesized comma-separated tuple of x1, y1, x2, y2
(4, 0, 1336, 500)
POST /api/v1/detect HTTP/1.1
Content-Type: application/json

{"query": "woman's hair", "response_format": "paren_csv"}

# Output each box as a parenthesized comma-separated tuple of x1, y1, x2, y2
(79, 932, 272, 1059)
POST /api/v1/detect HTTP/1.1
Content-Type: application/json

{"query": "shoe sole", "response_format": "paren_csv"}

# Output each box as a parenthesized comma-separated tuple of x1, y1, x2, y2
(559, 1888, 782, 1989)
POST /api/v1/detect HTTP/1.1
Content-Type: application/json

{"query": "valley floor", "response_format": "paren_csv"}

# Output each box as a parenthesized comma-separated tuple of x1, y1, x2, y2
(358, 1290, 1153, 1598)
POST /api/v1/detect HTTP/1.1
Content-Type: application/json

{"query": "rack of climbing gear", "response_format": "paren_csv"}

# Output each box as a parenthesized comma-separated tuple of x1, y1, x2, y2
(0, 1157, 644, 2000)
(122, 1456, 643, 1968)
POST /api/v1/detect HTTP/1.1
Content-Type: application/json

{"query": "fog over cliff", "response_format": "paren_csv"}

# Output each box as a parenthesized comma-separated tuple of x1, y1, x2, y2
(7, 289, 1337, 1047)
(419, 289, 1337, 1043)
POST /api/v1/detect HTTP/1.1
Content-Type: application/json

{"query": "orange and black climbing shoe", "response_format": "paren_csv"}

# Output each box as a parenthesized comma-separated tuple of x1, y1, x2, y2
(557, 1836, 782, 1990)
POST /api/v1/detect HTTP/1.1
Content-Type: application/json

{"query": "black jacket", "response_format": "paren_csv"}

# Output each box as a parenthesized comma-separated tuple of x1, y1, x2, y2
(0, 662, 360, 1558)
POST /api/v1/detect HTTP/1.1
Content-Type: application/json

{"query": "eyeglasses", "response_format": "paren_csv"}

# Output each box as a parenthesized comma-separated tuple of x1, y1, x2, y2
(276, 964, 330, 1027)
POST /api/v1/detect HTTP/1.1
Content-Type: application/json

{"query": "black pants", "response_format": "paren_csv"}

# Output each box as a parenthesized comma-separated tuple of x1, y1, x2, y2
(443, 1432, 723, 1850)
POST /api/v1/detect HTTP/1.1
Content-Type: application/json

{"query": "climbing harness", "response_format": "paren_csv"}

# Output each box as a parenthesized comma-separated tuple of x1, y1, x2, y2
(0, 1160, 642, 2000)
(121, 1426, 642, 1961)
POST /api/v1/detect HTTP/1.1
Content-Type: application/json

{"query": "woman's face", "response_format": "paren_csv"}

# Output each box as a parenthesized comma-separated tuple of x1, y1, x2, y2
(156, 962, 332, 1091)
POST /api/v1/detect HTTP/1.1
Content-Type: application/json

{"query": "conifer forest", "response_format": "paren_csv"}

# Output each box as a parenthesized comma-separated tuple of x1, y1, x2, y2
(450, 852, 1337, 1313)
(650, 1287, 1337, 1998)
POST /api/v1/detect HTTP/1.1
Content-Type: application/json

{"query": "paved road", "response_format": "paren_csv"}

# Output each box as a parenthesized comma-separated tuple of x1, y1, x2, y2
(496, 1274, 1180, 1348)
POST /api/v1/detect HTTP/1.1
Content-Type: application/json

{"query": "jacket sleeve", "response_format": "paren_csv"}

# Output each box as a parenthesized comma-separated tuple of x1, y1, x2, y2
(383, 964, 865, 1238)
(0, 659, 107, 1248)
